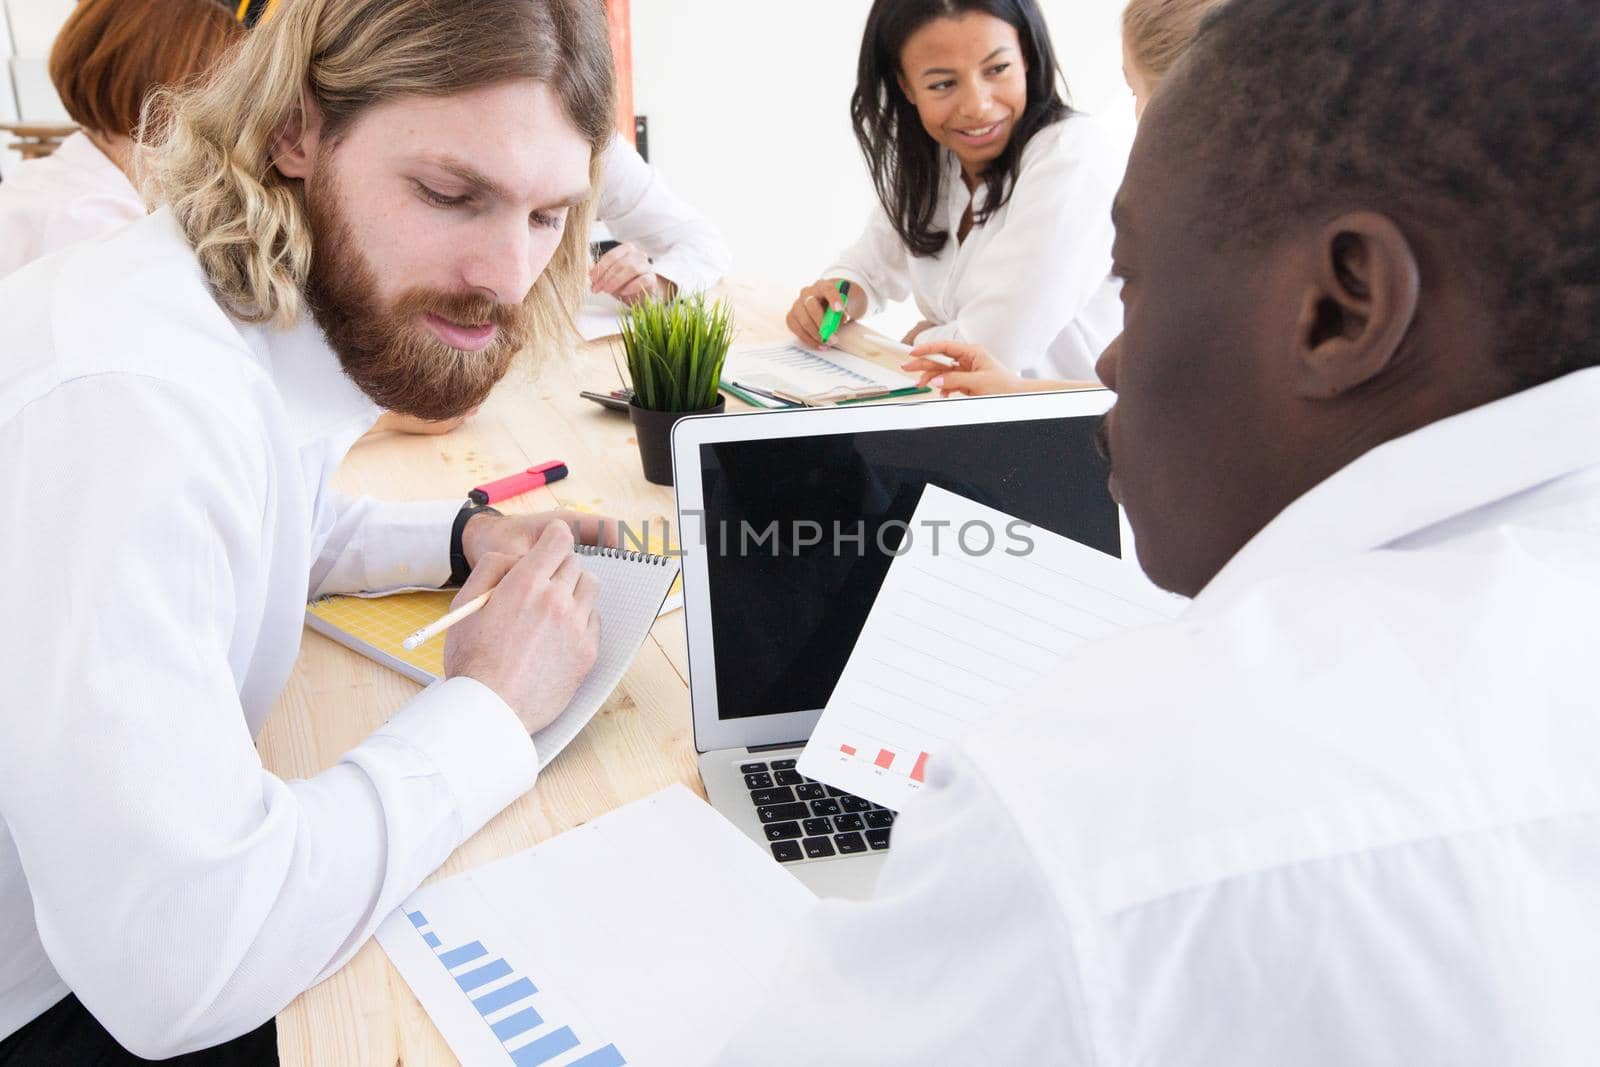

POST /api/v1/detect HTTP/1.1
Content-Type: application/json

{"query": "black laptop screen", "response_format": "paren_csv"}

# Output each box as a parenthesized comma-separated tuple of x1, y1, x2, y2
(696, 415, 1118, 721)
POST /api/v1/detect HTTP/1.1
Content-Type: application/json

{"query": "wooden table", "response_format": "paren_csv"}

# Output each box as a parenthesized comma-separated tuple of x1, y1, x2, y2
(257, 282, 913, 1064)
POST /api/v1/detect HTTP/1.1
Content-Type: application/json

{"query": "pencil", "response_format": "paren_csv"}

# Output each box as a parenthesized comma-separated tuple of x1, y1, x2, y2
(402, 590, 490, 650)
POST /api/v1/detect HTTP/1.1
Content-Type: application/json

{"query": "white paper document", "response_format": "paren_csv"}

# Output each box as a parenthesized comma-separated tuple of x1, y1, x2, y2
(798, 485, 1185, 810)
(376, 785, 817, 1066)
(578, 292, 626, 341)
(721, 342, 917, 405)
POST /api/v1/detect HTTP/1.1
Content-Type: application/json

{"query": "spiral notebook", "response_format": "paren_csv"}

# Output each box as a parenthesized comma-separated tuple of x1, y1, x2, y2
(305, 545, 681, 768)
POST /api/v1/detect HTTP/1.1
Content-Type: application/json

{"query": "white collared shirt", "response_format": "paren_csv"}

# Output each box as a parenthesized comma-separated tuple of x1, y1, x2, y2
(0, 210, 539, 1058)
(0, 132, 145, 280)
(595, 133, 732, 294)
(827, 114, 1128, 380)
(718, 368, 1600, 1066)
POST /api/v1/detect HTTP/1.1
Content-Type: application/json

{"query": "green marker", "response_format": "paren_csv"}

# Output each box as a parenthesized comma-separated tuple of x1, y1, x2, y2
(818, 279, 851, 344)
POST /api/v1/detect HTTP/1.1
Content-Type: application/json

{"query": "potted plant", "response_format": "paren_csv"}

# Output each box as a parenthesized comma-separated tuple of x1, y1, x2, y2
(618, 291, 734, 485)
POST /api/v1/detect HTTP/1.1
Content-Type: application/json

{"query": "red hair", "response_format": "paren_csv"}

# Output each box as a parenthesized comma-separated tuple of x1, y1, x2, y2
(48, 0, 242, 138)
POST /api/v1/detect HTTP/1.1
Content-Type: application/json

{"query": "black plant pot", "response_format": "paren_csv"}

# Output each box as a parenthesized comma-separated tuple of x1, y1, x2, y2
(629, 396, 726, 485)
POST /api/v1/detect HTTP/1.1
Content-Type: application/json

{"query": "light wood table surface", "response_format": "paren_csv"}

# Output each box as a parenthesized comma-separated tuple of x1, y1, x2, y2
(257, 282, 914, 1065)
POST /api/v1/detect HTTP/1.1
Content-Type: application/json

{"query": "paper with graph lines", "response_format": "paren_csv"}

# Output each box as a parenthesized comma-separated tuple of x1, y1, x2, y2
(799, 485, 1184, 810)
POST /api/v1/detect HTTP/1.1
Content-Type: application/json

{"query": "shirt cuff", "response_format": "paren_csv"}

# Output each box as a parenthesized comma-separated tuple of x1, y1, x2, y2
(364, 498, 464, 590)
(649, 253, 715, 295)
(374, 676, 540, 835)
(824, 267, 882, 320)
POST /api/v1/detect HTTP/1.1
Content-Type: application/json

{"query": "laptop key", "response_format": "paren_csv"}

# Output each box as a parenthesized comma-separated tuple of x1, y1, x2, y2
(774, 770, 804, 786)
(794, 784, 825, 801)
(834, 813, 864, 832)
(770, 759, 798, 770)
(802, 836, 836, 859)
(770, 840, 803, 863)
(834, 831, 867, 855)
(740, 762, 769, 774)
(864, 810, 895, 829)
(825, 785, 850, 797)
(749, 787, 795, 806)
(840, 796, 872, 813)
(764, 821, 803, 842)
(803, 817, 833, 836)
(743, 772, 774, 790)
(865, 827, 891, 850)
(757, 802, 811, 824)
(810, 798, 841, 817)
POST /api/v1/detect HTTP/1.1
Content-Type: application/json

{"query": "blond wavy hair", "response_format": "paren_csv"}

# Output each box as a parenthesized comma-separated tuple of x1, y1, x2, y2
(1122, 0, 1230, 83)
(140, 0, 615, 339)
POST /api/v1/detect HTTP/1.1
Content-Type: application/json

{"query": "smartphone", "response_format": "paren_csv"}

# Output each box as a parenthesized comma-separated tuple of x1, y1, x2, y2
(579, 388, 633, 413)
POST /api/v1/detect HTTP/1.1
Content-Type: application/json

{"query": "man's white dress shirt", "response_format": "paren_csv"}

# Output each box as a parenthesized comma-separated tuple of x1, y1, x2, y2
(827, 114, 1127, 381)
(0, 132, 145, 280)
(595, 133, 732, 294)
(0, 210, 540, 1058)
(718, 366, 1600, 1065)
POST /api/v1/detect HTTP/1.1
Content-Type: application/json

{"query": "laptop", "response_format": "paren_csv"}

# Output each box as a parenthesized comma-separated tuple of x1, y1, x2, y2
(671, 391, 1125, 898)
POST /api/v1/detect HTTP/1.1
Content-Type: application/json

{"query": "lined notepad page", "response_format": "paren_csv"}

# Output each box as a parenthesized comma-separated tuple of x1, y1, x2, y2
(721, 342, 915, 403)
(306, 546, 679, 768)
(799, 485, 1185, 809)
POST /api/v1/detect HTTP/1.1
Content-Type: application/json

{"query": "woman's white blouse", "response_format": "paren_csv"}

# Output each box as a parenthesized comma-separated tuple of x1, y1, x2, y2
(827, 114, 1128, 380)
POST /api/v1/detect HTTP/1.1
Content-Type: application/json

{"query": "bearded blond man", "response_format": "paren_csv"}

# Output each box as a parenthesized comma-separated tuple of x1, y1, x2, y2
(0, 1, 617, 1061)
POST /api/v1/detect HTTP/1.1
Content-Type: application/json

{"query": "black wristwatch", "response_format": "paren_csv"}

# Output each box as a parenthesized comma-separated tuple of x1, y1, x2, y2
(448, 503, 500, 587)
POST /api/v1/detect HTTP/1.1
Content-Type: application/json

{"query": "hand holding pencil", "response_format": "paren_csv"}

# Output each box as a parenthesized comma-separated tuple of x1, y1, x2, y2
(437, 522, 601, 735)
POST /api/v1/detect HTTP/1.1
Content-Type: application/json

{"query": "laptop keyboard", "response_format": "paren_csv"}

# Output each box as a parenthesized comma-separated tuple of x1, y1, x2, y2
(740, 759, 895, 864)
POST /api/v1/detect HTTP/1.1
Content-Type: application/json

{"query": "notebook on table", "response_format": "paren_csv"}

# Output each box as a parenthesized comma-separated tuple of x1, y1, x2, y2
(305, 544, 680, 768)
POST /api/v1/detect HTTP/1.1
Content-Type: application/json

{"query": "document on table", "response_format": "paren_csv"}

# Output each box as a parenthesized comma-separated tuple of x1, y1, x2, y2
(375, 785, 817, 1066)
(579, 292, 626, 340)
(721, 342, 917, 405)
(799, 485, 1185, 810)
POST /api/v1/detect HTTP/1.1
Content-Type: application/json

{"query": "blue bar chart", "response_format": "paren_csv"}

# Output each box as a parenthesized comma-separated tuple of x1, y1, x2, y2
(404, 909, 627, 1066)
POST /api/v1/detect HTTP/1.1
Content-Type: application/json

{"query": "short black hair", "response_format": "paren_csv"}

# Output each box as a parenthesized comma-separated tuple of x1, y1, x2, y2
(851, 0, 1072, 258)
(1166, 0, 1600, 386)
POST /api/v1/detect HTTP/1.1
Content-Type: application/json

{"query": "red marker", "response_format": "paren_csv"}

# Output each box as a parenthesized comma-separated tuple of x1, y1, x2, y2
(468, 460, 568, 505)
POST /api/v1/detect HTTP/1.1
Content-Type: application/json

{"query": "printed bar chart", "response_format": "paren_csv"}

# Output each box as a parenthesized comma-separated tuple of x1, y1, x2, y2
(874, 749, 894, 769)
(839, 744, 856, 756)
(403, 909, 627, 1066)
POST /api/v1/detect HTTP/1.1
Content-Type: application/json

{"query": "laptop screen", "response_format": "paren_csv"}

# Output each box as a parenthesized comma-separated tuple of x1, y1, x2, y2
(696, 414, 1118, 722)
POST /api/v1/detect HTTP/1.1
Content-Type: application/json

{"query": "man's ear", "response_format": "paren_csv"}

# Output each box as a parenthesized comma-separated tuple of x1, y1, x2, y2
(1291, 211, 1420, 399)
(270, 90, 324, 180)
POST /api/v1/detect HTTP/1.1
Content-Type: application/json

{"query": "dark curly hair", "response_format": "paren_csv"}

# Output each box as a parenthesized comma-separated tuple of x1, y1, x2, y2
(1168, 0, 1600, 386)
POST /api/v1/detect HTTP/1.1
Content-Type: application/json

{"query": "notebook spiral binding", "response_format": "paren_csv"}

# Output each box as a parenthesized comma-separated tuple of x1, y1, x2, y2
(575, 543, 675, 566)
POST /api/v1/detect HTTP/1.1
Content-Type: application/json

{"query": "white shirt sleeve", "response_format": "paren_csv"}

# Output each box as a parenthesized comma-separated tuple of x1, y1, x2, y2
(596, 134, 732, 293)
(712, 748, 1096, 1067)
(0, 378, 537, 1059)
(309, 494, 462, 598)
(825, 201, 914, 318)
(911, 124, 1121, 375)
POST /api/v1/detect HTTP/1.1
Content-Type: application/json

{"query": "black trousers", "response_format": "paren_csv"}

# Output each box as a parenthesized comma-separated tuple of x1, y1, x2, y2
(0, 994, 277, 1066)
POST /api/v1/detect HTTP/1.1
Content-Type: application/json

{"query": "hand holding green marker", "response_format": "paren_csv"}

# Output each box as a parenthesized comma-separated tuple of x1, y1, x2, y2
(818, 279, 851, 344)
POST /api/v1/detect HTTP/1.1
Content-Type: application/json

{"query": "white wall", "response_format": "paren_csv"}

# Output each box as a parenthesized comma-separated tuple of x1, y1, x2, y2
(1, 0, 74, 178)
(630, 1, 1132, 334)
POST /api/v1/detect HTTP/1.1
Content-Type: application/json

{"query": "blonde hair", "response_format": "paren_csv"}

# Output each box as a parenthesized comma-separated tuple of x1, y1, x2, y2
(1122, 0, 1230, 83)
(141, 0, 615, 335)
